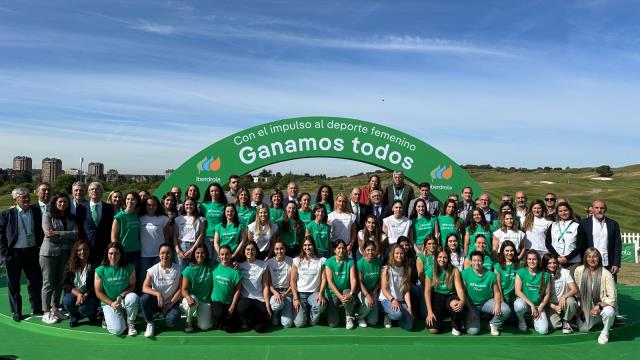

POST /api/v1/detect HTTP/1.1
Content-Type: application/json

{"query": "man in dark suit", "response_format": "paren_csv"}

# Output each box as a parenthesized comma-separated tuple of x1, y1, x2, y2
(77, 182, 114, 265)
(368, 190, 391, 226)
(0, 187, 44, 321)
(282, 181, 300, 208)
(581, 200, 622, 279)
(465, 193, 499, 226)
(383, 170, 415, 215)
(349, 187, 368, 230)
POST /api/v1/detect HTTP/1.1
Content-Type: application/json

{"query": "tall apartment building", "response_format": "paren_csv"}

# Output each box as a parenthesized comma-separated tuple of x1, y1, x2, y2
(41, 158, 63, 183)
(88, 162, 105, 179)
(12, 156, 32, 172)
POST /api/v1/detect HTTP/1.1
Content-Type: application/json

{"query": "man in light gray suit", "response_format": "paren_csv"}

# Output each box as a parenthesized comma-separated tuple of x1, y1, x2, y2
(408, 182, 440, 217)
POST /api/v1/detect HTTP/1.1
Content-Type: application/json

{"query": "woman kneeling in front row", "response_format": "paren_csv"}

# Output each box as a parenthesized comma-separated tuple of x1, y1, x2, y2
(425, 247, 465, 335)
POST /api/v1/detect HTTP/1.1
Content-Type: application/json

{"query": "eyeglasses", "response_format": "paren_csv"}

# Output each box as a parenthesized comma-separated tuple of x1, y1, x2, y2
(545, 198, 556, 201)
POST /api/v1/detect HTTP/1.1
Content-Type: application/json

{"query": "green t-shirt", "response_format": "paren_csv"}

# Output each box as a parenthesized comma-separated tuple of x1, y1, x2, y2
(494, 263, 517, 302)
(96, 264, 135, 305)
(306, 221, 331, 253)
(413, 217, 436, 245)
(437, 215, 461, 247)
(357, 257, 382, 292)
(282, 220, 302, 248)
(298, 209, 313, 226)
(269, 208, 284, 224)
(211, 264, 242, 304)
(417, 253, 434, 273)
(114, 211, 140, 252)
(203, 202, 225, 237)
(182, 261, 216, 301)
(462, 268, 497, 305)
(425, 267, 454, 295)
(324, 256, 354, 297)
(215, 223, 243, 252)
(237, 205, 256, 227)
(466, 224, 497, 254)
(466, 251, 494, 270)
(516, 268, 550, 306)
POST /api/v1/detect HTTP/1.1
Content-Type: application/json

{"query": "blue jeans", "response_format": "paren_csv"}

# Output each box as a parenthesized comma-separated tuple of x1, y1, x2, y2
(514, 298, 549, 334)
(102, 293, 139, 335)
(465, 299, 511, 335)
(139, 293, 181, 327)
(380, 298, 413, 330)
(270, 288, 293, 328)
(293, 292, 327, 327)
(62, 292, 98, 323)
(357, 291, 379, 325)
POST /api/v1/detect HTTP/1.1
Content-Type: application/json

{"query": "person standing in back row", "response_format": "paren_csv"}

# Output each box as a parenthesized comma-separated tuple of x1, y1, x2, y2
(384, 171, 415, 216)
(581, 200, 621, 281)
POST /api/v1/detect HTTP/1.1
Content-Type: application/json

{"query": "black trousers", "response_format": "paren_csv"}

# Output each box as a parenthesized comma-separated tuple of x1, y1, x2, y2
(427, 292, 463, 331)
(237, 298, 270, 333)
(212, 301, 239, 333)
(5, 247, 43, 316)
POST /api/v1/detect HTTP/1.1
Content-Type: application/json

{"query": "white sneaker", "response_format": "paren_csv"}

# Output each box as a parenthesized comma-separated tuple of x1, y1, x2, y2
(598, 332, 609, 345)
(144, 323, 154, 338)
(562, 320, 573, 334)
(451, 328, 462, 336)
(358, 319, 368, 328)
(346, 316, 355, 330)
(41, 312, 58, 324)
(128, 322, 138, 336)
(518, 321, 527, 332)
(490, 324, 500, 336)
(383, 315, 392, 328)
(54, 309, 69, 320)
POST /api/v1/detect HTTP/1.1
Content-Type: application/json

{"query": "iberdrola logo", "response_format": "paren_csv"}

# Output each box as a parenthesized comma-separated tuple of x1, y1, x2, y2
(430, 165, 453, 181)
(196, 156, 221, 172)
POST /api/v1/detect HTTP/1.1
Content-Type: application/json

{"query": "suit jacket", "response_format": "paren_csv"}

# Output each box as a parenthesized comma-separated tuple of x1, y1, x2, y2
(77, 202, 114, 263)
(367, 203, 391, 226)
(0, 206, 44, 261)
(384, 184, 415, 215)
(349, 201, 369, 230)
(282, 196, 299, 209)
(40, 212, 78, 257)
(581, 216, 622, 268)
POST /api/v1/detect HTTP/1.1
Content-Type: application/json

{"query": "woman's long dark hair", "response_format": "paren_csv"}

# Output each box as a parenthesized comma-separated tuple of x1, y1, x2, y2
(101, 242, 128, 267)
(67, 239, 90, 272)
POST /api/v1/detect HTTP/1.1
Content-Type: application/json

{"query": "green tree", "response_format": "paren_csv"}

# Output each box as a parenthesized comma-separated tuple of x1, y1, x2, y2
(595, 165, 613, 177)
(53, 174, 79, 193)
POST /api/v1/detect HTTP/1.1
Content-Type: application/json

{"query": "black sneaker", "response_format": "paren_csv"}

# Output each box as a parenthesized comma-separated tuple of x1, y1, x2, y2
(184, 323, 195, 333)
(13, 313, 22, 322)
(69, 321, 79, 328)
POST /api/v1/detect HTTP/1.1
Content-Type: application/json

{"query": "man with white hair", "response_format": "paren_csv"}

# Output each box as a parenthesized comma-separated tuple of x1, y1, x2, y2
(0, 187, 44, 321)
(383, 170, 415, 215)
(581, 200, 622, 280)
(69, 181, 88, 216)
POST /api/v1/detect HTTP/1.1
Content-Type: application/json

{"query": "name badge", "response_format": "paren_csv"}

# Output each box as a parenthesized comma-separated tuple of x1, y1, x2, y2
(26, 233, 36, 247)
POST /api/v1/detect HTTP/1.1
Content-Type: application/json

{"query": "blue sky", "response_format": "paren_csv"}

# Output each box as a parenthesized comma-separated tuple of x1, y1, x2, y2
(1, 0, 639, 175)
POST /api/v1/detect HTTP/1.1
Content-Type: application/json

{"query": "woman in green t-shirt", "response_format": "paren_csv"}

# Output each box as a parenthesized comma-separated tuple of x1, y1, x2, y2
(314, 185, 334, 213)
(436, 199, 464, 247)
(304, 205, 331, 258)
(180, 244, 215, 332)
(202, 183, 227, 256)
(356, 240, 382, 327)
(416, 235, 437, 284)
(324, 239, 357, 329)
(213, 204, 246, 260)
(94, 242, 139, 336)
(424, 248, 465, 335)
(464, 235, 494, 271)
(269, 188, 285, 225)
(409, 198, 436, 253)
(282, 202, 304, 256)
(464, 208, 495, 255)
(297, 193, 313, 226)
(211, 245, 242, 333)
(111, 191, 142, 289)
(494, 240, 520, 326)
(514, 249, 551, 334)
(235, 187, 256, 227)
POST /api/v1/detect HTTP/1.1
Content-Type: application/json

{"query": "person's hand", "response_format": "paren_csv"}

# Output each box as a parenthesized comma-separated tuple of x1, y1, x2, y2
(162, 301, 174, 313)
(451, 299, 464, 312)
(111, 296, 122, 310)
(365, 294, 374, 308)
(611, 266, 620, 274)
(178, 251, 186, 259)
(317, 293, 327, 306)
(590, 305, 600, 317)
(186, 296, 196, 307)
(530, 304, 539, 319)
(558, 296, 566, 310)
(425, 311, 436, 327)
(156, 292, 165, 308)
(293, 298, 301, 312)
(550, 303, 560, 313)
(536, 305, 545, 320)
(391, 299, 400, 312)
(272, 292, 283, 304)
(342, 292, 353, 304)
(493, 302, 502, 317)
(75, 293, 86, 306)
(45, 229, 56, 237)
(227, 305, 235, 319)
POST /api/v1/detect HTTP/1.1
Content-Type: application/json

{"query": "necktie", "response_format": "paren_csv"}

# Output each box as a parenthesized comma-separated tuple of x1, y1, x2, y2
(91, 204, 99, 225)
(375, 206, 380, 217)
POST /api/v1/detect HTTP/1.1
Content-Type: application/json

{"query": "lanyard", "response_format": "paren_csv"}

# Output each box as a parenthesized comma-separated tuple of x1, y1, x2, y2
(557, 220, 573, 242)
(18, 210, 33, 237)
(394, 187, 404, 201)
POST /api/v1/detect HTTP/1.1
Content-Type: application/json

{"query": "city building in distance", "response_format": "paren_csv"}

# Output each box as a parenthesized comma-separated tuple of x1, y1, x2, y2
(41, 157, 62, 183)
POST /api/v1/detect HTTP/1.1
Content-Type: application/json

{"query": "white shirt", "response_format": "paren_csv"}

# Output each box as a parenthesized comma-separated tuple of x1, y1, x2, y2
(525, 217, 551, 254)
(147, 263, 180, 302)
(549, 220, 581, 262)
(382, 215, 411, 244)
(328, 212, 356, 244)
(550, 268, 574, 303)
(293, 257, 326, 293)
(239, 260, 267, 301)
(379, 265, 407, 301)
(140, 215, 169, 257)
(175, 215, 203, 243)
(592, 217, 609, 267)
(267, 256, 293, 289)
(248, 222, 278, 252)
(493, 229, 526, 251)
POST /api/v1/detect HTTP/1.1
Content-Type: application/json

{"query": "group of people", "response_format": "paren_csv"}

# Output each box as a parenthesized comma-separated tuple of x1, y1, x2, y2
(0, 170, 623, 344)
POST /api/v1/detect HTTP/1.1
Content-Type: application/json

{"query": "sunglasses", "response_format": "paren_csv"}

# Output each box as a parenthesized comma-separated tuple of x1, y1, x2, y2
(545, 198, 556, 201)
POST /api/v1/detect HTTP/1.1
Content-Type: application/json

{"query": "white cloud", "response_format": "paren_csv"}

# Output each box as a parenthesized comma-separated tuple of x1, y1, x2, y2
(129, 21, 176, 35)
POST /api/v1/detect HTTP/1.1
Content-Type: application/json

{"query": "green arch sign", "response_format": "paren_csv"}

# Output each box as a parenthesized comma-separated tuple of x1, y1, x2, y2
(154, 116, 482, 202)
